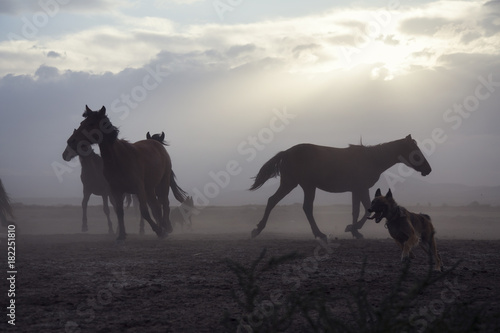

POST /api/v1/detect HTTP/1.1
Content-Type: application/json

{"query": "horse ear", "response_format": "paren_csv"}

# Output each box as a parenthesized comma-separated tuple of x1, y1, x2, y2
(83, 105, 91, 117)
(160, 132, 165, 141)
(146, 132, 151, 139)
(386, 189, 393, 199)
(406, 134, 412, 140)
(98, 106, 106, 116)
(375, 188, 381, 197)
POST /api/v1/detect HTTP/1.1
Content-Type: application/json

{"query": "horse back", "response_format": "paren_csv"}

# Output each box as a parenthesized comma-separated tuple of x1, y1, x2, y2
(283, 143, 374, 191)
(132, 139, 172, 174)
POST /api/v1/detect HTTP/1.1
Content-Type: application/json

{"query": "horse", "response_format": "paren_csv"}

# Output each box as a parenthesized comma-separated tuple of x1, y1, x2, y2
(63, 106, 187, 240)
(135, 131, 169, 235)
(249, 135, 432, 240)
(0, 178, 15, 228)
(62, 139, 114, 234)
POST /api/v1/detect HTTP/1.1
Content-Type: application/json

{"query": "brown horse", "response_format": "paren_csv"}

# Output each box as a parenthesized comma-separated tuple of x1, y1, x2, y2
(136, 131, 169, 235)
(0, 178, 15, 228)
(63, 106, 187, 240)
(249, 135, 432, 240)
(62, 140, 114, 234)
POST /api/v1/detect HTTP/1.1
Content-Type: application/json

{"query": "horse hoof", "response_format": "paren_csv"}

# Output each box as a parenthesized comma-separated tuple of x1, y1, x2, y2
(116, 235, 126, 241)
(82, 226, 88, 233)
(351, 230, 364, 239)
(344, 224, 352, 232)
(316, 234, 328, 243)
(251, 228, 261, 238)
(156, 229, 167, 238)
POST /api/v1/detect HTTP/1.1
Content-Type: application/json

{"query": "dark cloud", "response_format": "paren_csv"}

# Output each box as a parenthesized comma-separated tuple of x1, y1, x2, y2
(380, 34, 399, 46)
(480, 0, 500, 36)
(0, 0, 122, 15)
(461, 31, 482, 44)
(399, 17, 451, 36)
(226, 44, 257, 58)
(47, 51, 61, 58)
(292, 43, 320, 55)
(328, 34, 357, 46)
(34, 65, 59, 80)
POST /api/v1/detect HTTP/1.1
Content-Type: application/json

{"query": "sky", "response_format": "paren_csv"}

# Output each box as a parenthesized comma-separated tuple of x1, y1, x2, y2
(1, 0, 500, 205)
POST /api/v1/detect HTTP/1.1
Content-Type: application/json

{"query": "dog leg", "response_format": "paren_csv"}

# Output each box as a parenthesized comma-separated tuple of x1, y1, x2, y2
(430, 236, 443, 271)
(401, 234, 419, 261)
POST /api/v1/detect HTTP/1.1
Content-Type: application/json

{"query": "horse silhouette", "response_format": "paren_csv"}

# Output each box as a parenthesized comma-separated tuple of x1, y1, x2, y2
(62, 140, 114, 234)
(0, 178, 15, 228)
(135, 131, 170, 235)
(249, 135, 432, 240)
(64, 106, 187, 240)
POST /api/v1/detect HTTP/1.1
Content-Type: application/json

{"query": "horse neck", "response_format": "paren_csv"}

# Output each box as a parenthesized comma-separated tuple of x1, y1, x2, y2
(79, 151, 103, 175)
(98, 137, 129, 168)
(366, 139, 406, 174)
(79, 151, 96, 166)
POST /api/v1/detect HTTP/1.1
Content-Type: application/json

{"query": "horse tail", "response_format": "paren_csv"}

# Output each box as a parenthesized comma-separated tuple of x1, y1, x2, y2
(249, 151, 286, 191)
(170, 171, 188, 203)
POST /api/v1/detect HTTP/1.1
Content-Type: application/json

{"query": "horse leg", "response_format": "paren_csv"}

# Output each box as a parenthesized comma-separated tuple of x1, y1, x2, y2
(81, 191, 90, 232)
(149, 190, 170, 234)
(252, 180, 296, 238)
(353, 188, 371, 230)
(136, 190, 163, 237)
(102, 195, 114, 235)
(302, 186, 327, 242)
(112, 191, 126, 241)
(429, 234, 443, 271)
(139, 216, 145, 235)
(344, 190, 364, 239)
(156, 174, 172, 234)
(133, 195, 145, 235)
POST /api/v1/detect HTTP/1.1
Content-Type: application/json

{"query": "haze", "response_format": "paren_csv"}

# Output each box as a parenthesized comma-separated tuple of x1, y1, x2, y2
(1, 0, 500, 206)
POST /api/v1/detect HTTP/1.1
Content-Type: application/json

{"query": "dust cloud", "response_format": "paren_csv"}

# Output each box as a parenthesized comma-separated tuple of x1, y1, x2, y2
(10, 203, 500, 240)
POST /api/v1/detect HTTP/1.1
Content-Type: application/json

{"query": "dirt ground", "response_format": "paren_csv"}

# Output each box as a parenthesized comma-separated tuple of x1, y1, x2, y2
(2, 204, 500, 332)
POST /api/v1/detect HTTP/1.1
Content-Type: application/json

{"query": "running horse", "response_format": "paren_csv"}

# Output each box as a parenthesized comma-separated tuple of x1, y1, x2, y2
(249, 135, 432, 240)
(62, 139, 114, 234)
(135, 131, 169, 235)
(63, 106, 187, 240)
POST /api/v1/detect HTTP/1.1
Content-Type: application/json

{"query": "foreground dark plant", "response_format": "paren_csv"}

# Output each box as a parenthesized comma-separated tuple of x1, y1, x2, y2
(223, 247, 496, 333)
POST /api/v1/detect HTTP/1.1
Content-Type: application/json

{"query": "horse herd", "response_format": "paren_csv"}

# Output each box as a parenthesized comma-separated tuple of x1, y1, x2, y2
(60, 105, 432, 242)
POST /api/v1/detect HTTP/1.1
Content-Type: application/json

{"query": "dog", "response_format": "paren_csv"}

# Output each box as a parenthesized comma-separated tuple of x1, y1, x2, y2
(367, 188, 443, 271)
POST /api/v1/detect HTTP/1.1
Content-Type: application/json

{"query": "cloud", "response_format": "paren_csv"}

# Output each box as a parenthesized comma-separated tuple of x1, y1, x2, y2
(46, 50, 61, 58)
(480, 0, 500, 36)
(34, 64, 59, 80)
(399, 17, 453, 36)
(0, 0, 126, 15)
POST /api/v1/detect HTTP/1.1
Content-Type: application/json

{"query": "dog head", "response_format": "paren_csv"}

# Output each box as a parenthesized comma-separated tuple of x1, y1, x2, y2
(367, 188, 396, 223)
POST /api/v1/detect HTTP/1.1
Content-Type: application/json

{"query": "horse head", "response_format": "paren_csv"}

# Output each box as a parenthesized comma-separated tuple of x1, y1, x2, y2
(398, 135, 432, 176)
(63, 105, 117, 161)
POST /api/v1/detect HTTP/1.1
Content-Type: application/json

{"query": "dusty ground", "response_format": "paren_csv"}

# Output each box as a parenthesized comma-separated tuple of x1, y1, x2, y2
(1, 204, 500, 332)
